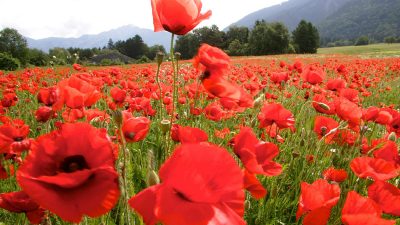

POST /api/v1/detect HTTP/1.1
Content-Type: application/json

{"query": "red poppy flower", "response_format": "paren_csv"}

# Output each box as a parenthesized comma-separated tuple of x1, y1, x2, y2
(368, 180, 400, 216)
(129, 143, 245, 225)
(322, 167, 348, 183)
(243, 170, 267, 199)
(387, 115, 400, 137)
(0, 119, 31, 154)
(312, 94, 336, 115)
(54, 75, 101, 109)
(363, 107, 393, 125)
(270, 72, 289, 84)
(35, 106, 56, 122)
(301, 65, 326, 85)
(339, 88, 359, 103)
(122, 114, 151, 143)
(151, 0, 212, 35)
(372, 140, 400, 167)
(326, 78, 346, 91)
(110, 86, 126, 104)
(314, 116, 339, 143)
(350, 157, 399, 181)
(194, 44, 254, 108)
(234, 127, 282, 176)
(39, 89, 59, 108)
(334, 97, 362, 126)
(17, 123, 120, 223)
(171, 124, 208, 143)
(342, 191, 395, 225)
(0, 191, 45, 224)
(296, 179, 340, 225)
(258, 103, 295, 131)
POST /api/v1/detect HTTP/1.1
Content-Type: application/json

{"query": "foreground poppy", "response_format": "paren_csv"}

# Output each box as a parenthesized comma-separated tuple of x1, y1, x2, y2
(350, 157, 399, 181)
(129, 143, 245, 225)
(0, 191, 44, 224)
(151, 0, 212, 35)
(194, 44, 254, 107)
(296, 179, 340, 225)
(342, 191, 395, 225)
(368, 180, 400, 216)
(17, 123, 120, 223)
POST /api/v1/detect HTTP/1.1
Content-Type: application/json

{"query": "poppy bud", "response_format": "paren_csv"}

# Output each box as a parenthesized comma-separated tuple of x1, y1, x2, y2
(254, 95, 264, 108)
(245, 200, 251, 210)
(317, 102, 330, 111)
(112, 110, 123, 127)
(160, 119, 170, 134)
(388, 132, 396, 141)
(174, 52, 181, 61)
(147, 170, 160, 186)
(156, 51, 164, 66)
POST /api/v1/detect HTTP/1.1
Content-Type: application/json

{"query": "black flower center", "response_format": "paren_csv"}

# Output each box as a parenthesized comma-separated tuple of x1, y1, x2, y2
(13, 137, 24, 142)
(393, 124, 399, 129)
(60, 155, 89, 173)
(200, 70, 211, 80)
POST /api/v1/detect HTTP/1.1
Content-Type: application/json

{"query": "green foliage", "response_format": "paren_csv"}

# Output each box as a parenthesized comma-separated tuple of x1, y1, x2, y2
(175, 33, 200, 59)
(384, 36, 398, 44)
(0, 28, 29, 65)
(100, 58, 123, 66)
(319, 0, 400, 43)
(226, 26, 249, 45)
(193, 25, 227, 50)
(0, 52, 20, 71)
(115, 35, 149, 60)
(135, 55, 151, 64)
(248, 21, 290, 55)
(227, 39, 248, 56)
(146, 45, 166, 60)
(292, 20, 320, 54)
(49, 47, 75, 65)
(355, 36, 369, 46)
(27, 48, 49, 66)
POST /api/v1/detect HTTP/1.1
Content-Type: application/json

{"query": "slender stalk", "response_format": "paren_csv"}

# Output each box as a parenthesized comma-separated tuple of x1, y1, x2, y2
(169, 34, 177, 130)
(155, 63, 163, 119)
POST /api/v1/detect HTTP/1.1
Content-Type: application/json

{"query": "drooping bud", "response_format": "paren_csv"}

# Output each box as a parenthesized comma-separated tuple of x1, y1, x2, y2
(156, 51, 164, 66)
(174, 52, 181, 61)
(388, 132, 397, 141)
(160, 119, 171, 134)
(147, 170, 160, 186)
(317, 102, 330, 111)
(112, 110, 123, 128)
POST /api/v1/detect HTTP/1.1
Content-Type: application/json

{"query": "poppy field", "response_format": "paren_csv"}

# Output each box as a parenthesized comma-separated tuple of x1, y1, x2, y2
(1, 0, 400, 224)
(0, 52, 399, 225)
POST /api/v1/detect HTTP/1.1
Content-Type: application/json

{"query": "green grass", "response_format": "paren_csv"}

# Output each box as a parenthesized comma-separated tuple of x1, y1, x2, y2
(318, 43, 400, 57)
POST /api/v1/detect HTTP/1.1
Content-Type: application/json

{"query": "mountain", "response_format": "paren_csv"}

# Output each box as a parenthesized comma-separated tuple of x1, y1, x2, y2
(26, 25, 171, 52)
(230, 0, 353, 31)
(318, 0, 400, 42)
(229, 0, 400, 43)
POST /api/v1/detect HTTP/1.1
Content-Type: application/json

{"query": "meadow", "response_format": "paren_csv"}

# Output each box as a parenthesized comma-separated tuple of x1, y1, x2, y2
(0, 50, 399, 225)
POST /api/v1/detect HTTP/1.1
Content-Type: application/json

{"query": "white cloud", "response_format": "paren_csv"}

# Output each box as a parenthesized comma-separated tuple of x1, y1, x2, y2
(0, 0, 286, 39)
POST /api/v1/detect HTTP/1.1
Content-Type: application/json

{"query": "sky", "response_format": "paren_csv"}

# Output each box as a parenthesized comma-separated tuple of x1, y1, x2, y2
(0, 0, 287, 39)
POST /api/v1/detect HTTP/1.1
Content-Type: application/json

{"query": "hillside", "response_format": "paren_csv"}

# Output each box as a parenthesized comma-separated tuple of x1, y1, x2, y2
(230, 0, 353, 30)
(230, 0, 400, 43)
(26, 25, 170, 52)
(319, 0, 400, 42)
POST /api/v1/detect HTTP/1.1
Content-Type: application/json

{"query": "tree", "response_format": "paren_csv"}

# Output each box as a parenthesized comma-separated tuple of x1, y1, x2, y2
(248, 21, 290, 55)
(175, 33, 200, 59)
(292, 20, 320, 54)
(226, 26, 249, 44)
(384, 36, 396, 44)
(49, 48, 72, 65)
(107, 38, 115, 49)
(0, 28, 29, 65)
(27, 48, 49, 66)
(146, 45, 166, 60)
(227, 39, 248, 56)
(193, 25, 226, 49)
(0, 52, 20, 71)
(355, 36, 369, 46)
(115, 35, 149, 59)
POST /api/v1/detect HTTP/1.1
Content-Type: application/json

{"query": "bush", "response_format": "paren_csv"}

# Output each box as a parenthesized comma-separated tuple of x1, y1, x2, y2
(135, 56, 151, 64)
(0, 53, 20, 71)
(100, 59, 124, 66)
(355, 36, 369, 46)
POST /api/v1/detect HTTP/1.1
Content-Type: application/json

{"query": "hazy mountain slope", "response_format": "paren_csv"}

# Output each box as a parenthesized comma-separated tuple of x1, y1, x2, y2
(26, 25, 170, 52)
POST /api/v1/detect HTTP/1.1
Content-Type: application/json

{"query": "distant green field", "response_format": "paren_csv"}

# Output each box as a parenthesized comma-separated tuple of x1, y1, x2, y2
(318, 43, 400, 57)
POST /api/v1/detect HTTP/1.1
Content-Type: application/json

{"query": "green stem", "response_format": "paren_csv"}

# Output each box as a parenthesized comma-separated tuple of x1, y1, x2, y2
(155, 63, 163, 119)
(169, 33, 176, 132)
(118, 127, 132, 225)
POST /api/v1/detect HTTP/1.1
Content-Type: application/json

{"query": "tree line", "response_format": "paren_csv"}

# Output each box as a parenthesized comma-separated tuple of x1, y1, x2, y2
(0, 20, 320, 70)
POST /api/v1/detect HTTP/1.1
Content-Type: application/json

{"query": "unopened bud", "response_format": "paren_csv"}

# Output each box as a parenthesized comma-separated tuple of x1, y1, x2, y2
(254, 95, 264, 108)
(156, 52, 164, 65)
(388, 132, 397, 141)
(317, 102, 330, 111)
(147, 170, 160, 186)
(301, 128, 306, 138)
(112, 110, 123, 127)
(174, 52, 181, 61)
(160, 119, 171, 134)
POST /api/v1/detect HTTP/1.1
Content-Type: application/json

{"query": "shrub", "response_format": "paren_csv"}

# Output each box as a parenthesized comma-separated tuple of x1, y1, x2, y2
(0, 53, 20, 71)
